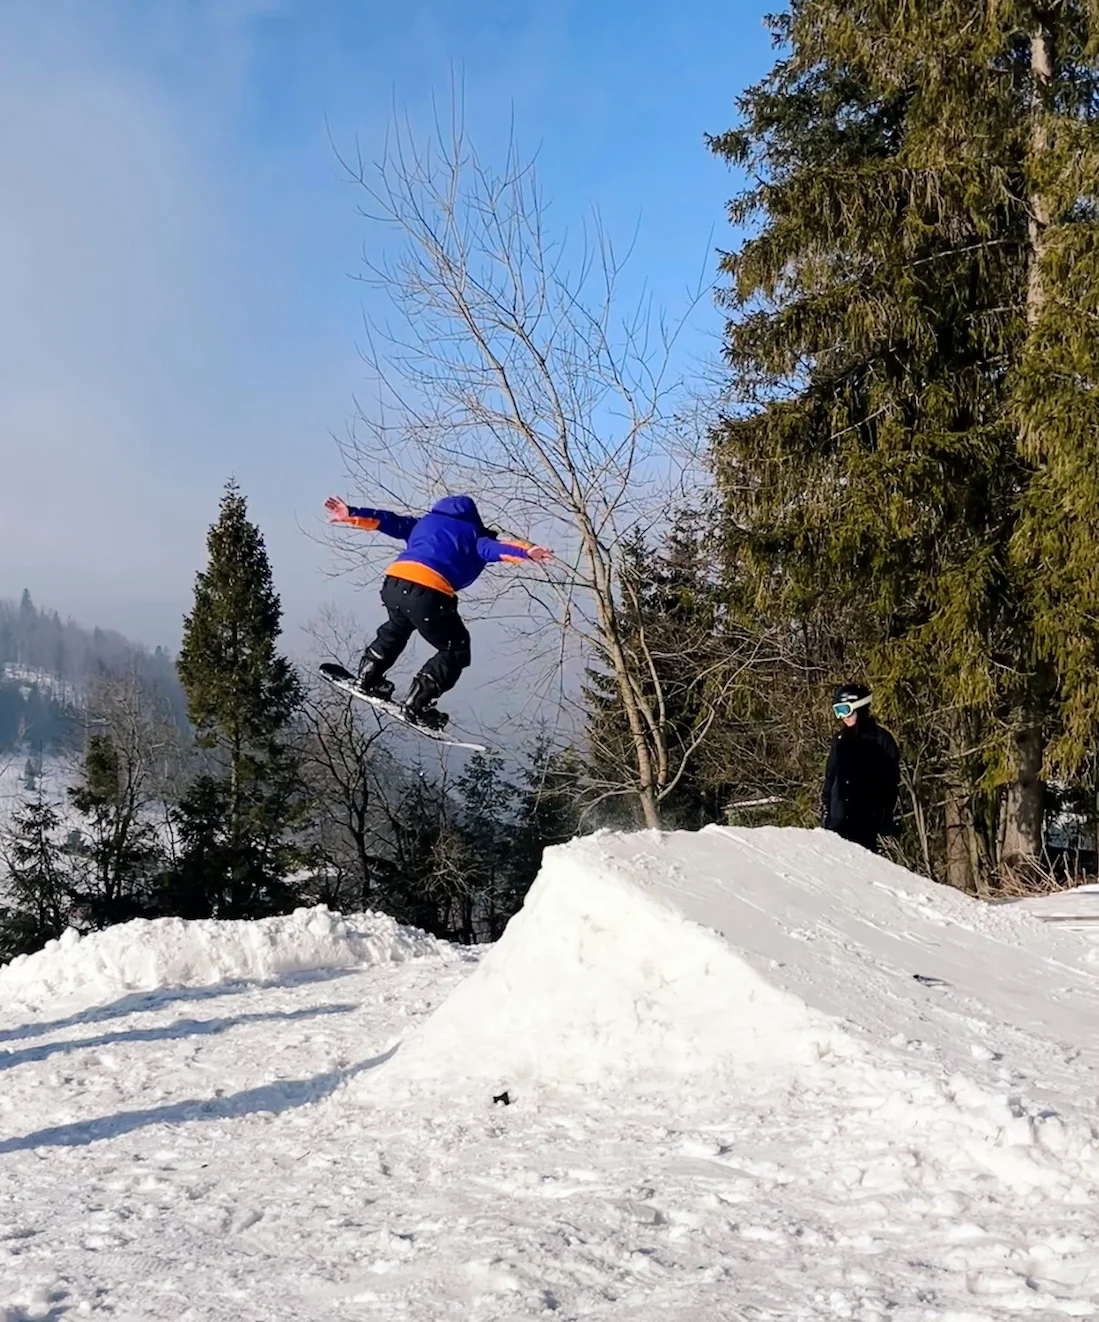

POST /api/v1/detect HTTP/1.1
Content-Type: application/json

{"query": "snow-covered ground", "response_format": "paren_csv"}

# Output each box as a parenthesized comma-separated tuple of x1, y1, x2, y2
(0, 753, 71, 825)
(2, 826, 1099, 1320)
(1011, 883, 1099, 932)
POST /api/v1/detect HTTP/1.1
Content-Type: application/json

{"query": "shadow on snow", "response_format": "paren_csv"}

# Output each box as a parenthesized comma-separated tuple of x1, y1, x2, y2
(0, 966, 364, 1045)
(0, 1043, 400, 1154)
(0, 1002, 358, 1072)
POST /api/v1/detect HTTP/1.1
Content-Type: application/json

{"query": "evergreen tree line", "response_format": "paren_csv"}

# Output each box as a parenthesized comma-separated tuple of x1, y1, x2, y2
(315, 2, 1099, 895)
(586, 0, 1099, 893)
(0, 485, 580, 960)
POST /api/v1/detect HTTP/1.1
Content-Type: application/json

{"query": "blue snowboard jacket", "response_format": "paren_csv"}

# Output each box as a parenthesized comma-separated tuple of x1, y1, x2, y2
(345, 495, 535, 596)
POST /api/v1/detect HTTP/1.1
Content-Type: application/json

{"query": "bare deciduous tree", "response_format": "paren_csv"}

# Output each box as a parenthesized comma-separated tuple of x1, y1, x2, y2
(333, 107, 743, 827)
(300, 610, 394, 908)
(68, 669, 184, 923)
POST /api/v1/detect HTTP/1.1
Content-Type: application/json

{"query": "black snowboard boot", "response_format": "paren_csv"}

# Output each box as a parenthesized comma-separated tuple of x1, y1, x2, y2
(356, 648, 395, 701)
(403, 673, 448, 730)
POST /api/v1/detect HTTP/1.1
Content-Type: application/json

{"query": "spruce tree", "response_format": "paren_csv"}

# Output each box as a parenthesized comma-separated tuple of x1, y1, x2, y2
(706, 0, 1099, 886)
(157, 775, 232, 919)
(67, 732, 161, 924)
(370, 765, 458, 936)
(509, 736, 584, 898)
(1009, 8, 1099, 795)
(455, 752, 514, 941)
(177, 481, 307, 917)
(0, 795, 69, 958)
(584, 517, 730, 829)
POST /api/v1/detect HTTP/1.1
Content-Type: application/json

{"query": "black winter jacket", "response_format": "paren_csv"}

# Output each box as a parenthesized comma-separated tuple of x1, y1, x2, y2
(821, 716, 900, 847)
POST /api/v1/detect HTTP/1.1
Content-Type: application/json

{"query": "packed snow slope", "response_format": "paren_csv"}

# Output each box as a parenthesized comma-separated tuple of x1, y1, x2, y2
(1011, 881, 1099, 932)
(3, 828, 1099, 1320)
(387, 826, 1099, 1100)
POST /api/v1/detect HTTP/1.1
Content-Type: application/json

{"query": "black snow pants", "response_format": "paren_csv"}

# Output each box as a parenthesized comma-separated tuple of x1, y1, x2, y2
(365, 575, 472, 696)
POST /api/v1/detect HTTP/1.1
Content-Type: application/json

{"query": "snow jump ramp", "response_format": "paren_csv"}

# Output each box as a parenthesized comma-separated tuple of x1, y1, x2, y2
(383, 826, 1099, 1117)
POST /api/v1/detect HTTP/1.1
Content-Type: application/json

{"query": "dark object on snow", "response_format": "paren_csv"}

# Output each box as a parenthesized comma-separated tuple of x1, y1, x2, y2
(821, 689, 900, 855)
(493, 1090, 510, 1106)
(912, 974, 950, 987)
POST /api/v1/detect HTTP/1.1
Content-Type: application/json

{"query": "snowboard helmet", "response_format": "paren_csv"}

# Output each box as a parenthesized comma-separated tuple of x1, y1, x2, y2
(832, 682, 871, 720)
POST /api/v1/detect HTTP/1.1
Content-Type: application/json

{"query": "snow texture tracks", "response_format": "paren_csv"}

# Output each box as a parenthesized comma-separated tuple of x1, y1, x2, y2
(3, 830, 1099, 1318)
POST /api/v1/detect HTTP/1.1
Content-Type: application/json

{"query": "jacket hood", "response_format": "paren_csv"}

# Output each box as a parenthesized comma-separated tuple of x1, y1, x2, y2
(431, 495, 482, 524)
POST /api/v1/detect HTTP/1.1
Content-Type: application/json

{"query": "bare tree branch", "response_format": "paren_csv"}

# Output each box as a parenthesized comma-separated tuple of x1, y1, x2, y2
(329, 100, 726, 826)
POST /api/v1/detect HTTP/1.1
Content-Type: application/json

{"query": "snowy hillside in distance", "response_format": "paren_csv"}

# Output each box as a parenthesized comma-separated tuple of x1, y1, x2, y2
(0, 662, 82, 707)
(0, 749, 69, 809)
(2, 826, 1099, 1320)
(0, 753, 77, 843)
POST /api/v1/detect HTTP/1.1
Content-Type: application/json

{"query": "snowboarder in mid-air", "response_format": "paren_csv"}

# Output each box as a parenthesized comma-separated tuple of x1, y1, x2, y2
(821, 682, 900, 855)
(323, 494, 552, 729)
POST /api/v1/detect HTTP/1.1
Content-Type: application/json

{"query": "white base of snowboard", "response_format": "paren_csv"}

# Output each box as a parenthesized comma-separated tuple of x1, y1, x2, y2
(320, 668, 487, 751)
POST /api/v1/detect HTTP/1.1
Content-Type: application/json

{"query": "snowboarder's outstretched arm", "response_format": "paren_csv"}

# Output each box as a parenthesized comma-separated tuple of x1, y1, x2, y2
(477, 534, 552, 566)
(325, 496, 418, 541)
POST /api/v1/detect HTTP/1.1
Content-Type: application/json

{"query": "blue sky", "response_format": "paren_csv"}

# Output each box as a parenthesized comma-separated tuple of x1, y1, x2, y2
(0, 0, 774, 676)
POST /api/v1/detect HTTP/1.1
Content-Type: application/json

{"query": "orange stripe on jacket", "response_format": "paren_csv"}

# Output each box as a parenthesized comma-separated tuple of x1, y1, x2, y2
(385, 561, 457, 596)
(497, 538, 534, 565)
(346, 515, 380, 531)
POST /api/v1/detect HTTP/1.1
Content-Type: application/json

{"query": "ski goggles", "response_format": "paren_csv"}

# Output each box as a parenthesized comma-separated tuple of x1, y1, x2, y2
(832, 695, 872, 719)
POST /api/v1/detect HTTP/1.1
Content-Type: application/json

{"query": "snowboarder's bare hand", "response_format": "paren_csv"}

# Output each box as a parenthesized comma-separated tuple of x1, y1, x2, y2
(325, 496, 351, 523)
(527, 546, 553, 563)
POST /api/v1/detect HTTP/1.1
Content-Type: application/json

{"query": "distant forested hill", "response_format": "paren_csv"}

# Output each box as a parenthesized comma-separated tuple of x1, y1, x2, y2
(0, 590, 187, 752)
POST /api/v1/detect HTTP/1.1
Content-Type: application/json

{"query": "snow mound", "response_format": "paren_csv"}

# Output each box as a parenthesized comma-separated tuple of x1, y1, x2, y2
(384, 826, 1099, 1105)
(0, 905, 445, 1013)
(386, 832, 859, 1089)
(372, 826, 1099, 1200)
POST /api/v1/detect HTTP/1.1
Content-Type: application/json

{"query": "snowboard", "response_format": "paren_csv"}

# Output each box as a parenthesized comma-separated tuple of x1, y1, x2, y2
(319, 664, 488, 751)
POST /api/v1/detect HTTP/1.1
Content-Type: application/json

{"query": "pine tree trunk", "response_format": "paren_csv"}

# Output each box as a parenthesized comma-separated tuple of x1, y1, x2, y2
(944, 784, 977, 894)
(1026, 19, 1054, 317)
(355, 827, 371, 908)
(1000, 17, 1056, 871)
(1001, 719, 1046, 875)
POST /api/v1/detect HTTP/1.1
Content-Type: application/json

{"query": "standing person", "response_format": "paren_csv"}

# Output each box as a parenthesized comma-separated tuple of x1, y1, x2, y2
(821, 682, 900, 854)
(324, 494, 552, 729)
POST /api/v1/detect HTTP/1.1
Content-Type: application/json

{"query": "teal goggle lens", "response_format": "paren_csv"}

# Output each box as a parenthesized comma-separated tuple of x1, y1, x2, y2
(833, 702, 854, 718)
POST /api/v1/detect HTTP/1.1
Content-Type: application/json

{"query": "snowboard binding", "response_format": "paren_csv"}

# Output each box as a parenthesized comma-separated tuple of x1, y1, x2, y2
(355, 650, 395, 702)
(402, 703, 448, 732)
(403, 674, 449, 731)
(358, 676, 395, 701)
